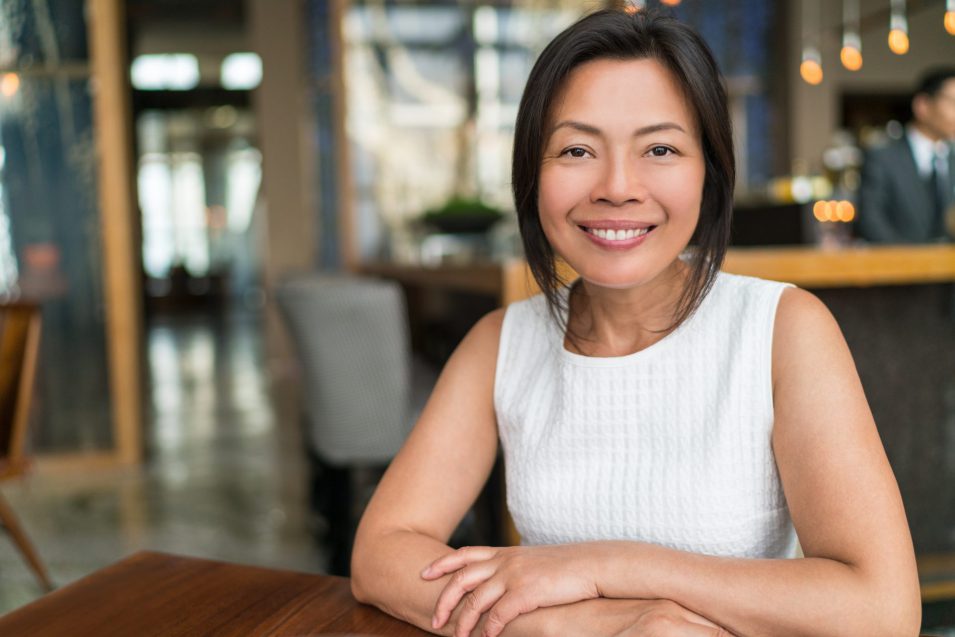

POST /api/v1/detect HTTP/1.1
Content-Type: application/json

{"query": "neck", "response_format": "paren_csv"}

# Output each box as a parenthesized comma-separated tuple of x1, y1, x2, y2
(567, 259, 691, 356)
(912, 121, 943, 143)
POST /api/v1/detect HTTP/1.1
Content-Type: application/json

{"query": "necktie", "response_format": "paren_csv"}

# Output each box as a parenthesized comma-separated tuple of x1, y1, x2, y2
(931, 153, 950, 237)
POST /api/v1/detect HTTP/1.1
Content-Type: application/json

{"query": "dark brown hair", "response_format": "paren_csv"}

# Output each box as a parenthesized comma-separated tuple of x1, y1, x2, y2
(915, 67, 955, 98)
(511, 8, 734, 340)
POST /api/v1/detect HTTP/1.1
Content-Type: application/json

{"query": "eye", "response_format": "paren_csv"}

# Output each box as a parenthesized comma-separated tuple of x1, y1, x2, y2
(648, 145, 675, 157)
(560, 147, 590, 159)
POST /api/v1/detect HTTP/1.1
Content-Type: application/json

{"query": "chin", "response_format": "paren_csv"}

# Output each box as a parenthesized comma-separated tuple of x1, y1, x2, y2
(574, 266, 661, 291)
(568, 252, 690, 292)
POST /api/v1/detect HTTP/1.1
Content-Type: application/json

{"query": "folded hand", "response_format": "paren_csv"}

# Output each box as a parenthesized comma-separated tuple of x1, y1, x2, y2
(421, 544, 600, 637)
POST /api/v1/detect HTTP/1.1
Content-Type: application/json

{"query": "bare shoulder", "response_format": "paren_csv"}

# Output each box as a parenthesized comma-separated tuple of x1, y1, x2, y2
(774, 286, 839, 339)
(771, 287, 847, 385)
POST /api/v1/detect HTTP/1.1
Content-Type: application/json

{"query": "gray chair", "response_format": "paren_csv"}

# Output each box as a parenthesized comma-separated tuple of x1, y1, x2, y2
(275, 274, 435, 574)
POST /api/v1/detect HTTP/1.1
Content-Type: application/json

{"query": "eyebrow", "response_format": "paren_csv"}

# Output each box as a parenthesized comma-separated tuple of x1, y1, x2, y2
(549, 120, 687, 138)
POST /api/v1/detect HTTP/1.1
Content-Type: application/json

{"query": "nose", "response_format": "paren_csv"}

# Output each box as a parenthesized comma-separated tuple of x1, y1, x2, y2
(590, 151, 647, 206)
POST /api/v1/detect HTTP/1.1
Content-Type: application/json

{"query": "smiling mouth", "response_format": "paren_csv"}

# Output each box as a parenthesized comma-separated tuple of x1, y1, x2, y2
(578, 225, 656, 242)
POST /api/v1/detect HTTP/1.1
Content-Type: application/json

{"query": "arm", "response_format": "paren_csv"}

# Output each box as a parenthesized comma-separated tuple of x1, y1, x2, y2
(426, 289, 920, 637)
(350, 310, 504, 633)
(591, 288, 921, 636)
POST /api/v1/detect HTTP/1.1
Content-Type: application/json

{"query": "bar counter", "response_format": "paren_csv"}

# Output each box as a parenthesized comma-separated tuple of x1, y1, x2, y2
(363, 244, 955, 305)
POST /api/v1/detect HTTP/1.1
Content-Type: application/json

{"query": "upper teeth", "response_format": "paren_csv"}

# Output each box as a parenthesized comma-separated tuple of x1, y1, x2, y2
(588, 227, 649, 241)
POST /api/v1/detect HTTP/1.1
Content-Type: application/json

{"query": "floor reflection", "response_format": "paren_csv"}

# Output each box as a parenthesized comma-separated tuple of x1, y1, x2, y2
(0, 309, 323, 614)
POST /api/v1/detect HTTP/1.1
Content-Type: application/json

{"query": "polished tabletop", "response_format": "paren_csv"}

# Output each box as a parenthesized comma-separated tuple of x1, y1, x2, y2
(0, 550, 943, 636)
(0, 551, 430, 636)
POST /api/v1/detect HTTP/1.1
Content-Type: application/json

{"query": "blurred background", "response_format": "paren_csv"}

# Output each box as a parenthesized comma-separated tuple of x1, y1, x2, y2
(0, 0, 954, 631)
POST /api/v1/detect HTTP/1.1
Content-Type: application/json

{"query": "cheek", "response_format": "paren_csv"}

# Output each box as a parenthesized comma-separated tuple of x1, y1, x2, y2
(656, 166, 705, 222)
(538, 167, 587, 226)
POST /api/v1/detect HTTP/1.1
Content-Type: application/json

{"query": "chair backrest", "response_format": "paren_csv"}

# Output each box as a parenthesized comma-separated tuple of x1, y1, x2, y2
(275, 274, 411, 465)
(0, 302, 41, 478)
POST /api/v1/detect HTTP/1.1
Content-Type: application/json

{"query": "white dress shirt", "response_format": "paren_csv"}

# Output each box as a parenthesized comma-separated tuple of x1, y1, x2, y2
(907, 125, 951, 180)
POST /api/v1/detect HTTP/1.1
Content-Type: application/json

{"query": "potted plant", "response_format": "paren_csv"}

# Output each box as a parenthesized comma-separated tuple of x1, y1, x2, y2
(420, 196, 504, 234)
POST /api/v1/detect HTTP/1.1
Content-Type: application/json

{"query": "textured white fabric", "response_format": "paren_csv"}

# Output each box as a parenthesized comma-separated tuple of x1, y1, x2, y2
(494, 272, 799, 559)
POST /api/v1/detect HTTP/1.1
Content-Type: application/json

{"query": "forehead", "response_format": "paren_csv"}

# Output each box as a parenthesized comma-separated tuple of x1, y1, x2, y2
(546, 57, 698, 133)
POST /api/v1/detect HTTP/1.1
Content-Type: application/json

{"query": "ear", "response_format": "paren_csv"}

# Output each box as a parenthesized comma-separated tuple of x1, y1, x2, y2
(911, 94, 930, 120)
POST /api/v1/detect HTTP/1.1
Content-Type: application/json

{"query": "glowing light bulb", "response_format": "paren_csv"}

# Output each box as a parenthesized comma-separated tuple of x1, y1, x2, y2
(840, 31, 862, 71)
(836, 201, 855, 222)
(945, 11, 955, 35)
(813, 201, 827, 222)
(840, 45, 863, 71)
(827, 201, 839, 222)
(800, 59, 823, 85)
(0, 73, 19, 98)
(660, 0, 681, 4)
(888, 28, 909, 54)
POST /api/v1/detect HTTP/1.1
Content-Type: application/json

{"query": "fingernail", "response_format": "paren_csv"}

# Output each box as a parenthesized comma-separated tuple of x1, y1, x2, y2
(420, 566, 432, 578)
(431, 616, 439, 629)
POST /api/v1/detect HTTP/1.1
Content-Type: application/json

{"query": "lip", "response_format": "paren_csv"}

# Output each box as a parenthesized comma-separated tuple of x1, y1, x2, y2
(575, 219, 656, 230)
(578, 224, 655, 250)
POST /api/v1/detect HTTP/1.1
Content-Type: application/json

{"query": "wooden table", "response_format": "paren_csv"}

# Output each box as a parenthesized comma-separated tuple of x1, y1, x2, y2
(3, 551, 943, 635)
(0, 551, 429, 636)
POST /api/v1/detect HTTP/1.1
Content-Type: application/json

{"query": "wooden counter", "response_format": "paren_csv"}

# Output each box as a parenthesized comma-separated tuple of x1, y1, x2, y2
(723, 244, 955, 288)
(363, 244, 955, 305)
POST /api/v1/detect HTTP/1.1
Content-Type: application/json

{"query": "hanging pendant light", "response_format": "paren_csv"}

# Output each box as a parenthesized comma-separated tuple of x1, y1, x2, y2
(801, 47, 824, 85)
(801, 0, 823, 85)
(945, 0, 955, 35)
(840, 0, 863, 70)
(888, 0, 910, 54)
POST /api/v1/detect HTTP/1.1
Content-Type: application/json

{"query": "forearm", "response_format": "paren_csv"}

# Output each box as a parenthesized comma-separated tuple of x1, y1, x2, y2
(593, 541, 920, 637)
(351, 531, 556, 636)
(351, 528, 458, 634)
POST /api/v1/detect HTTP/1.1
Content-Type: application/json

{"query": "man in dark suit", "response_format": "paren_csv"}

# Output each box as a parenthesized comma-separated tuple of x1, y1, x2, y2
(858, 68, 955, 243)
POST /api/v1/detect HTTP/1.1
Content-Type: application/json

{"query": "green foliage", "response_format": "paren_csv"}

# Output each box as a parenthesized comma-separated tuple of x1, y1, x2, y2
(420, 197, 503, 233)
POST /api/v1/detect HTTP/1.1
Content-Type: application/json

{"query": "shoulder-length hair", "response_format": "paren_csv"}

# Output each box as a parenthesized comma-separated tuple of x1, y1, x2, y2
(511, 8, 734, 338)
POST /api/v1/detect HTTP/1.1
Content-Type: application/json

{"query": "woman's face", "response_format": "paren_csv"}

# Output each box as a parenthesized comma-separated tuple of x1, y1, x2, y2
(538, 57, 705, 290)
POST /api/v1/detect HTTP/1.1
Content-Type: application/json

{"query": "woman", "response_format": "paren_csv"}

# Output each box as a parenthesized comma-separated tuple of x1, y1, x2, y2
(351, 9, 921, 637)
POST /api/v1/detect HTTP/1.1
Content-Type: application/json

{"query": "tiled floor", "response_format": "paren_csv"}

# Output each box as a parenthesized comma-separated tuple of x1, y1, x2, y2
(0, 309, 326, 614)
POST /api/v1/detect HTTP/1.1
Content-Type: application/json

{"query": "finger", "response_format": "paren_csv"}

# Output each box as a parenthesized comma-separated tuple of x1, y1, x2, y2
(671, 605, 721, 630)
(677, 622, 730, 637)
(683, 614, 721, 629)
(481, 593, 537, 637)
(422, 546, 498, 580)
(431, 563, 496, 629)
(452, 582, 506, 637)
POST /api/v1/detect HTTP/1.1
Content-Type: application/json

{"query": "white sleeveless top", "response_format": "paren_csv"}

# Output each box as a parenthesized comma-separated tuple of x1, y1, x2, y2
(494, 272, 799, 559)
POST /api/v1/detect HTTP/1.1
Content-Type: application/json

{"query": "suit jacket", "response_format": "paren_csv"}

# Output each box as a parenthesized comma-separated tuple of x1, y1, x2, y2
(857, 136, 955, 243)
